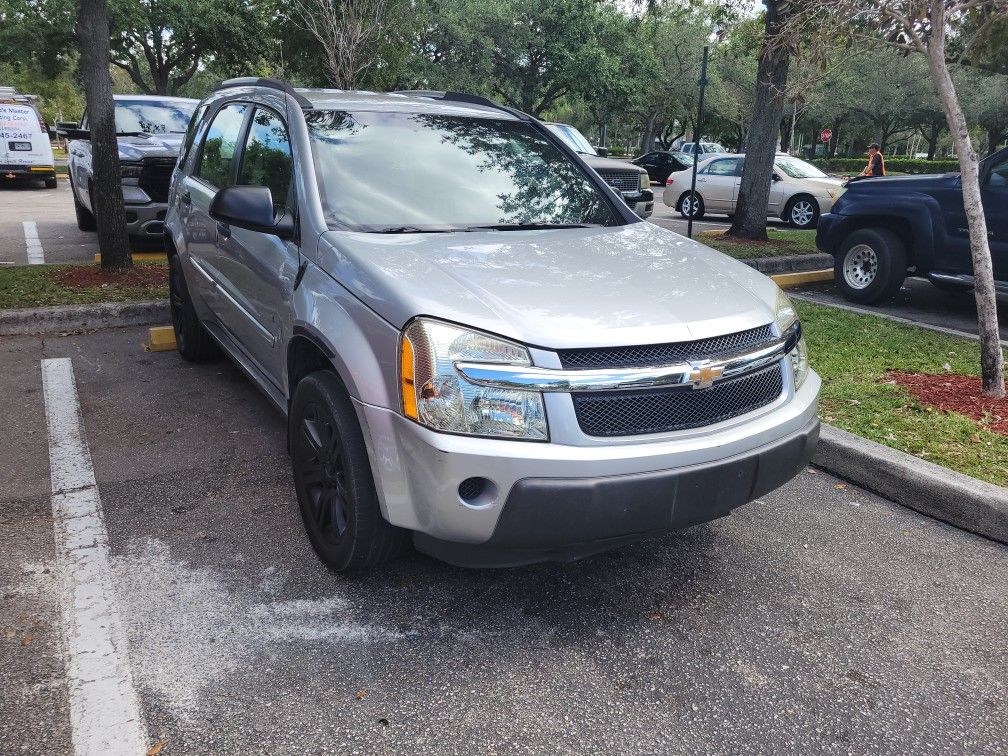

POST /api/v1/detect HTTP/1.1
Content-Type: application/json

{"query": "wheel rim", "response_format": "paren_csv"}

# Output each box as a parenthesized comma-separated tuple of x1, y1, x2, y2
(297, 403, 350, 543)
(791, 200, 814, 227)
(843, 244, 878, 290)
(682, 194, 699, 217)
(169, 262, 188, 352)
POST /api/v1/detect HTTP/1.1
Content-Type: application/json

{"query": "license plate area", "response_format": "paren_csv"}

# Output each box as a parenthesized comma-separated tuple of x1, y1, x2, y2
(9, 142, 31, 151)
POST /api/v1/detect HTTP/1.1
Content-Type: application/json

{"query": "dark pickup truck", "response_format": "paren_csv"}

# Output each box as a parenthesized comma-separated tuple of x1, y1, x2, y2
(816, 146, 1008, 303)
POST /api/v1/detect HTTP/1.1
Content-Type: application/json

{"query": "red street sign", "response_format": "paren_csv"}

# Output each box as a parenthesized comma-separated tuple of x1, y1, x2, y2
(820, 128, 833, 143)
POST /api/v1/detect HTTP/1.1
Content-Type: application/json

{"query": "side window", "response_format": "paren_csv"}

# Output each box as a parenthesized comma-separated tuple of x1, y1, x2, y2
(237, 108, 294, 216)
(708, 158, 739, 176)
(197, 103, 248, 189)
(989, 157, 1008, 188)
(179, 104, 208, 170)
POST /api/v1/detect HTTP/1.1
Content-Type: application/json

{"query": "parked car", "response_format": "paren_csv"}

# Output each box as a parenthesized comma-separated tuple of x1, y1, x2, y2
(60, 94, 198, 243)
(632, 150, 693, 185)
(678, 141, 727, 156)
(663, 154, 845, 229)
(0, 87, 56, 188)
(165, 78, 820, 573)
(544, 122, 653, 218)
(817, 147, 1008, 303)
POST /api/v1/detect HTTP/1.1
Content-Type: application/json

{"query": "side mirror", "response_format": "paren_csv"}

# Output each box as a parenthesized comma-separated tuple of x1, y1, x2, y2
(771, 173, 782, 182)
(57, 123, 89, 140)
(209, 186, 295, 240)
(596, 146, 609, 158)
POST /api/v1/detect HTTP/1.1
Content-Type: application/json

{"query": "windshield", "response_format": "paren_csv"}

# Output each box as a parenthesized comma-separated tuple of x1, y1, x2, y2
(775, 156, 828, 179)
(545, 123, 597, 155)
(306, 111, 621, 231)
(114, 99, 196, 135)
(701, 143, 725, 153)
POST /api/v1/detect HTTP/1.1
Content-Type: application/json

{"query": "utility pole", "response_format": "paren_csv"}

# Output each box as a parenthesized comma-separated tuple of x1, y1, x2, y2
(687, 45, 709, 240)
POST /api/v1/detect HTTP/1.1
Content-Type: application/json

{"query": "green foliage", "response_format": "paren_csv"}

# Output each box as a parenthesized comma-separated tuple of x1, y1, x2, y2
(809, 157, 961, 174)
(0, 263, 167, 309)
(698, 229, 819, 259)
(0, 60, 82, 122)
(0, 0, 76, 77)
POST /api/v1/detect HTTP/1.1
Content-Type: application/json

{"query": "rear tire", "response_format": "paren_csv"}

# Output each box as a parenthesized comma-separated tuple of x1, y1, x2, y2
(784, 195, 819, 229)
(834, 228, 907, 304)
(73, 187, 96, 231)
(45, 177, 57, 189)
(290, 371, 406, 574)
(678, 192, 705, 220)
(168, 254, 219, 361)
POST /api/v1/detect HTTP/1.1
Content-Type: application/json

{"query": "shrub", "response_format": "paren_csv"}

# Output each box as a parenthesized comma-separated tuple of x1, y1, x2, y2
(809, 157, 960, 174)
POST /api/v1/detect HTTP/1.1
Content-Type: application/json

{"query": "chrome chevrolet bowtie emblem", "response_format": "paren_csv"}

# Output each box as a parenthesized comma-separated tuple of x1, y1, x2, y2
(687, 361, 724, 389)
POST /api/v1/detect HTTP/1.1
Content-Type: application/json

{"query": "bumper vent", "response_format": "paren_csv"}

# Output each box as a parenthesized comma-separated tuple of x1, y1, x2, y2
(572, 364, 784, 437)
(558, 324, 776, 370)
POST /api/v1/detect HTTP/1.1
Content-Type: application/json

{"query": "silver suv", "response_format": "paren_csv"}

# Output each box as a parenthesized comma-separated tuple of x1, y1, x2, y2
(165, 78, 820, 573)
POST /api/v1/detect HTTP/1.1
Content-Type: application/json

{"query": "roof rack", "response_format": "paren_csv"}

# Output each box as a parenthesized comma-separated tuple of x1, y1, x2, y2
(393, 90, 528, 120)
(214, 77, 313, 110)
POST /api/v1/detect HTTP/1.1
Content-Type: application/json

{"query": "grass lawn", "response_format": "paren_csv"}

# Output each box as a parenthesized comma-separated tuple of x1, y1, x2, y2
(799, 301, 1008, 486)
(0, 262, 167, 310)
(699, 228, 819, 260)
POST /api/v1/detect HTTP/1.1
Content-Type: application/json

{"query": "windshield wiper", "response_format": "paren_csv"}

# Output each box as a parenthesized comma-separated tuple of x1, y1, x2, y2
(463, 222, 601, 232)
(370, 225, 457, 234)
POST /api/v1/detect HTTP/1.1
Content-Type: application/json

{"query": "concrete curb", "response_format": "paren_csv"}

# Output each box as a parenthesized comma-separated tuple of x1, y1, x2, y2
(746, 252, 833, 275)
(0, 300, 168, 336)
(814, 423, 1008, 545)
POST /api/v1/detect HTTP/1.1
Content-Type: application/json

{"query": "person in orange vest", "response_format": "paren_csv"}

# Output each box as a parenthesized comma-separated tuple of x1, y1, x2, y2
(860, 143, 886, 177)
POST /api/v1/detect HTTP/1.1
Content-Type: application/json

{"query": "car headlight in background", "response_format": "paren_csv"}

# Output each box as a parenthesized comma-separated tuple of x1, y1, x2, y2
(639, 172, 650, 190)
(400, 318, 548, 440)
(775, 288, 809, 388)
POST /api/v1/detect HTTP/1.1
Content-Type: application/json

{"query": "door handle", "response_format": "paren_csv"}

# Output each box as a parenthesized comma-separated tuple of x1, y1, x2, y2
(180, 191, 191, 206)
(216, 221, 230, 240)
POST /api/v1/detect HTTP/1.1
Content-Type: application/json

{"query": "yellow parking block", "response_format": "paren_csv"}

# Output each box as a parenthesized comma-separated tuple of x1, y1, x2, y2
(771, 268, 834, 289)
(145, 326, 176, 352)
(94, 252, 167, 263)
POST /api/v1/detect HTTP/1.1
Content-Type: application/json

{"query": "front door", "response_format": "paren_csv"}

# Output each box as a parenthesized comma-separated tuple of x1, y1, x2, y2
(222, 106, 299, 385)
(982, 152, 1008, 282)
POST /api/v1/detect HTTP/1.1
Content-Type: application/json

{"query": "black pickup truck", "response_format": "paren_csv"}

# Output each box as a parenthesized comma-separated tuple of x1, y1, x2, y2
(816, 146, 1008, 303)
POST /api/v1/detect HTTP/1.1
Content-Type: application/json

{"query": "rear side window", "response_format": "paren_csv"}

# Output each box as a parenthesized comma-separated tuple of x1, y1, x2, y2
(237, 108, 294, 216)
(707, 158, 739, 176)
(197, 103, 248, 189)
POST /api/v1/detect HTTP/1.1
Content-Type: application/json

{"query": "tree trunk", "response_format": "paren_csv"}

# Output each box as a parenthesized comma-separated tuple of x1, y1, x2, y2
(926, 1, 1003, 397)
(639, 109, 659, 154)
(927, 120, 941, 160)
(779, 115, 792, 154)
(78, 0, 132, 273)
(727, 0, 790, 241)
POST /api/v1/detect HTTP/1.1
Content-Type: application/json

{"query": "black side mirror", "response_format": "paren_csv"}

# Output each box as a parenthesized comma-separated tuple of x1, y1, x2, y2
(771, 173, 782, 182)
(210, 185, 295, 240)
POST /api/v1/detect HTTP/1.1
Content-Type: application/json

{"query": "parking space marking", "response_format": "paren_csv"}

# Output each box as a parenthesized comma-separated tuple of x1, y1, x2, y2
(23, 221, 44, 264)
(41, 358, 148, 756)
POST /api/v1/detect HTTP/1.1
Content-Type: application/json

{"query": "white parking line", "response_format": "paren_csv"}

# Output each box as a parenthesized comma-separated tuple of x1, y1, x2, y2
(41, 358, 148, 756)
(23, 221, 44, 264)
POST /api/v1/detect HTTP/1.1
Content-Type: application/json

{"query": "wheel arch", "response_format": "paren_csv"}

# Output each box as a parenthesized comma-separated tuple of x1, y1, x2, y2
(838, 215, 918, 266)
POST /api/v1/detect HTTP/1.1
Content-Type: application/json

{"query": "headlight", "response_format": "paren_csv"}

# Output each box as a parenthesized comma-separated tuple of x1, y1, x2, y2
(639, 172, 650, 190)
(400, 318, 547, 440)
(120, 161, 142, 181)
(775, 288, 808, 388)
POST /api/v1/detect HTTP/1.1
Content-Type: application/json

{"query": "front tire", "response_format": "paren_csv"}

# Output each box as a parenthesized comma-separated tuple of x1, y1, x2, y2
(169, 254, 218, 361)
(73, 186, 96, 231)
(785, 196, 819, 229)
(290, 372, 406, 574)
(45, 177, 57, 189)
(678, 192, 705, 220)
(834, 228, 907, 304)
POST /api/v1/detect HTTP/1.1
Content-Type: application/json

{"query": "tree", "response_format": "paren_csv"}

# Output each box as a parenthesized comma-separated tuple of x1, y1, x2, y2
(726, 0, 792, 241)
(107, 0, 265, 95)
(290, 0, 391, 89)
(786, 0, 1006, 397)
(77, 0, 131, 273)
(959, 66, 1008, 155)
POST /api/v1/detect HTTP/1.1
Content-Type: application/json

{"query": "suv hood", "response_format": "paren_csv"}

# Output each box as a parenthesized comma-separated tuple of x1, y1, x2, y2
(117, 133, 184, 161)
(317, 223, 780, 349)
(580, 154, 647, 174)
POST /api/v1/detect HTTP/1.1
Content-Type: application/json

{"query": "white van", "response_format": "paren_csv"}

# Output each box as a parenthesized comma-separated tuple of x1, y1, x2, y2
(0, 88, 56, 188)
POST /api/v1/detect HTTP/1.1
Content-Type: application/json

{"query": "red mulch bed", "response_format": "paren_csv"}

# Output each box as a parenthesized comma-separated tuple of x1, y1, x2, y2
(53, 264, 167, 289)
(888, 370, 1008, 435)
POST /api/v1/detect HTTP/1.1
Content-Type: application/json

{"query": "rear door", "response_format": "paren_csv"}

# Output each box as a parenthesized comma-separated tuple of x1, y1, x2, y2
(699, 157, 741, 211)
(983, 152, 1008, 282)
(220, 106, 299, 385)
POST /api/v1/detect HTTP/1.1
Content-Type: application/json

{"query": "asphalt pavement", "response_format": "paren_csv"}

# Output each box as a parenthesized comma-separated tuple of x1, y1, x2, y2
(1, 325, 1006, 754)
(0, 181, 98, 265)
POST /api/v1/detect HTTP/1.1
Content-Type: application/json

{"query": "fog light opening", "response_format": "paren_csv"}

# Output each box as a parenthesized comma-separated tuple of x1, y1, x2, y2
(457, 477, 497, 508)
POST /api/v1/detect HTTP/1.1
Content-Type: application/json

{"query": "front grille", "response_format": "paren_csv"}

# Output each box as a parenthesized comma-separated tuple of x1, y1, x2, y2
(572, 364, 784, 437)
(138, 158, 176, 202)
(558, 324, 776, 370)
(596, 169, 641, 192)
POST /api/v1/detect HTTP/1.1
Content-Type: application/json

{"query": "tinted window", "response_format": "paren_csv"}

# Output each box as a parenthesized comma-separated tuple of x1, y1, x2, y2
(114, 99, 195, 135)
(306, 111, 620, 231)
(989, 157, 1008, 187)
(197, 104, 248, 189)
(237, 108, 294, 216)
(708, 158, 740, 176)
(179, 104, 207, 169)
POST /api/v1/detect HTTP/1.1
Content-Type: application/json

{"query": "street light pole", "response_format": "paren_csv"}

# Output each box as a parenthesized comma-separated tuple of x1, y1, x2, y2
(687, 45, 709, 240)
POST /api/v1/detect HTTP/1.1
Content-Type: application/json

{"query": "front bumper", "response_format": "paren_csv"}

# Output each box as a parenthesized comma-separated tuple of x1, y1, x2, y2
(621, 188, 654, 218)
(356, 367, 820, 565)
(122, 185, 168, 238)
